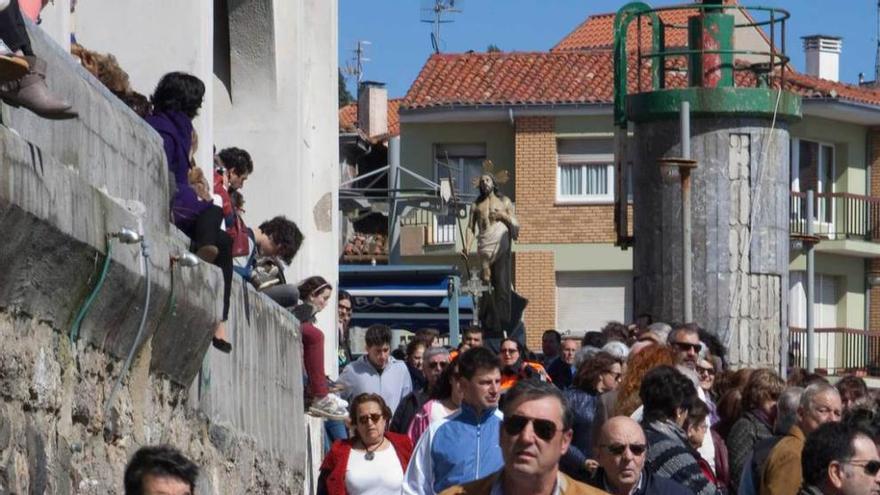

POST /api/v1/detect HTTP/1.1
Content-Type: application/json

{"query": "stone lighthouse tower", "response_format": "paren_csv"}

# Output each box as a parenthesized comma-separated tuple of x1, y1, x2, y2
(613, 0, 802, 368)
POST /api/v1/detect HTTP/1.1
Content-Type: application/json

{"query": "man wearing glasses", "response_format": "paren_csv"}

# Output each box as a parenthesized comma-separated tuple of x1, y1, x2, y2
(667, 324, 717, 475)
(762, 383, 842, 495)
(590, 416, 691, 495)
(391, 347, 451, 434)
(440, 380, 604, 495)
(799, 422, 880, 495)
(667, 325, 703, 370)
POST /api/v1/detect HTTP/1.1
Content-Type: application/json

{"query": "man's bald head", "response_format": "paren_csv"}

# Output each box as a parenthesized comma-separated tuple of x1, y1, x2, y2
(596, 417, 648, 494)
(599, 417, 646, 444)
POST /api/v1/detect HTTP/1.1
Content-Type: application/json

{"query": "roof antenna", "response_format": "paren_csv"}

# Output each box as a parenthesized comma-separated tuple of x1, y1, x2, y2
(875, 0, 880, 83)
(420, 0, 463, 54)
(344, 40, 371, 84)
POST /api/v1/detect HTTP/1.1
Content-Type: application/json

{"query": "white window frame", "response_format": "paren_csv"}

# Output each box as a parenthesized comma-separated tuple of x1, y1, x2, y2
(791, 138, 836, 232)
(790, 138, 835, 194)
(556, 138, 615, 204)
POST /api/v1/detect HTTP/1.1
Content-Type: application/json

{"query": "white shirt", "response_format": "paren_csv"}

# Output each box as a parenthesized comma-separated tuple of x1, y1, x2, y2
(344, 444, 404, 495)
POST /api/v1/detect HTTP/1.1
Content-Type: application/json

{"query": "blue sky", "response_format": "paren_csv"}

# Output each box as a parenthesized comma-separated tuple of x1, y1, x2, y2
(339, 0, 879, 99)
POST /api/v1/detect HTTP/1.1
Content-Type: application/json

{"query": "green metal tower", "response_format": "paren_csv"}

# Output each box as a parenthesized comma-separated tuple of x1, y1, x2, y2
(613, 0, 802, 369)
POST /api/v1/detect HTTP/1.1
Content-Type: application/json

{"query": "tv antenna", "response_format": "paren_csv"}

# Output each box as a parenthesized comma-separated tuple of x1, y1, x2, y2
(420, 0, 463, 54)
(875, 0, 880, 83)
(344, 40, 371, 84)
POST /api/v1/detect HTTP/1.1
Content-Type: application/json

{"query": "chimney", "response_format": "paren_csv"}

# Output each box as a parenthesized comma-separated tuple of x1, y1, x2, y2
(357, 81, 388, 138)
(802, 35, 842, 82)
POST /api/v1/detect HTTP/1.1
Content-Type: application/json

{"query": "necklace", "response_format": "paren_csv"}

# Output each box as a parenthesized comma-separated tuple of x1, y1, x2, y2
(363, 438, 384, 461)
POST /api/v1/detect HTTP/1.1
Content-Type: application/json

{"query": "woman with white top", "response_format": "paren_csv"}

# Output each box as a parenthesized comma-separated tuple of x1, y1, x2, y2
(318, 393, 413, 495)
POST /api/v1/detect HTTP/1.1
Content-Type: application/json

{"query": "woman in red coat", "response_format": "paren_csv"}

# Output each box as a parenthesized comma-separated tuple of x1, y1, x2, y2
(318, 393, 413, 495)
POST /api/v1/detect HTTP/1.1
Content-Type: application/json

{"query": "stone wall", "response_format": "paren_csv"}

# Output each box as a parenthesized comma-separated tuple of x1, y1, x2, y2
(0, 310, 301, 494)
(632, 118, 790, 368)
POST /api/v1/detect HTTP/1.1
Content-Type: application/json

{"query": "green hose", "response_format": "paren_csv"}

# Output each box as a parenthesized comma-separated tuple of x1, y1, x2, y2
(69, 239, 113, 342)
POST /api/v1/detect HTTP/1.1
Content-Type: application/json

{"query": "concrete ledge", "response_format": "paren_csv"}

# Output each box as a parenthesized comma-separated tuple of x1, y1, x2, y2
(2, 21, 170, 234)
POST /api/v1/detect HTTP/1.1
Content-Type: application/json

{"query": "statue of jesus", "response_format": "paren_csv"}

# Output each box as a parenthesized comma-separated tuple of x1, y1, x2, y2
(463, 171, 519, 333)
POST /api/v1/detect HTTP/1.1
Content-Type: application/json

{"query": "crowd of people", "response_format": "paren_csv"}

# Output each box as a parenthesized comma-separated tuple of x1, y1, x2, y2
(299, 319, 880, 495)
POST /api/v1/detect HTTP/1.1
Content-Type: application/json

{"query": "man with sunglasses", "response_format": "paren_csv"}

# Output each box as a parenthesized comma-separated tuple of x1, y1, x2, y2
(590, 417, 691, 495)
(667, 325, 702, 369)
(799, 422, 880, 495)
(440, 380, 604, 495)
(667, 324, 717, 476)
(391, 347, 451, 434)
(403, 347, 505, 494)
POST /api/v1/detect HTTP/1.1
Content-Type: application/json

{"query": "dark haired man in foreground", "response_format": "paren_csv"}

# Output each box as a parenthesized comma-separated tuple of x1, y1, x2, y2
(124, 445, 198, 495)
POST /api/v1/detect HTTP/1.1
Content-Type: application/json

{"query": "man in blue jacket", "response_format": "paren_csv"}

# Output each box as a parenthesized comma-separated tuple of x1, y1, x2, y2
(403, 346, 504, 494)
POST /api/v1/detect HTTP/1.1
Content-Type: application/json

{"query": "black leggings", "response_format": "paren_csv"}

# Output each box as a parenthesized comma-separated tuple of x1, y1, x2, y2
(191, 205, 232, 320)
(0, 0, 33, 56)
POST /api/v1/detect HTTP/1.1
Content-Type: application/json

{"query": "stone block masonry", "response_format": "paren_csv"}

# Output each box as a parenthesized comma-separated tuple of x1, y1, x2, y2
(0, 311, 302, 493)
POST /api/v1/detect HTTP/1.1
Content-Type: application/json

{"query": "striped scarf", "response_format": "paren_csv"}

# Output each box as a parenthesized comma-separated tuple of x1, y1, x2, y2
(643, 419, 718, 495)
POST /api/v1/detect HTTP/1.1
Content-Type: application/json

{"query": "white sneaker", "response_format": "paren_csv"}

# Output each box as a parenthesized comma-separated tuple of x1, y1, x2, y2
(308, 395, 348, 420)
(329, 392, 349, 409)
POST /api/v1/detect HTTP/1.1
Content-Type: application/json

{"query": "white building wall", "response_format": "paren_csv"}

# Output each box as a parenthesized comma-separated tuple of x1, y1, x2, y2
(50, 0, 340, 374)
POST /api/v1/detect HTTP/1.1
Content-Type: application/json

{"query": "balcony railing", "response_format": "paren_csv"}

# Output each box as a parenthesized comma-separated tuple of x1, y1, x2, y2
(789, 327, 880, 376)
(399, 205, 470, 249)
(790, 192, 880, 241)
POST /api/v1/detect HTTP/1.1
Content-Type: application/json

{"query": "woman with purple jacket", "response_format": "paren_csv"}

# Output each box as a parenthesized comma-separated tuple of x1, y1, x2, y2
(146, 72, 233, 353)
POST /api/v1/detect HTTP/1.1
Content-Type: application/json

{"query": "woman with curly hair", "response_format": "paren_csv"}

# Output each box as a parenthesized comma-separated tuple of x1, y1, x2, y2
(147, 72, 234, 353)
(560, 352, 623, 482)
(613, 345, 678, 417)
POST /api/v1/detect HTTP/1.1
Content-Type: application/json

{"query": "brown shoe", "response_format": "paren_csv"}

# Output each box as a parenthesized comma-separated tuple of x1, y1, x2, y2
(0, 56, 77, 120)
(0, 55, 29, 83)
(195, 245, 219, 263)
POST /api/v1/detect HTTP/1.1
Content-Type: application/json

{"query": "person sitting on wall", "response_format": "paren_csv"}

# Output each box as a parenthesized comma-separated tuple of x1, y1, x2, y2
(213, 147, 253, 258)
(146, 72, 233, 353)
(233, 215, 303, 308)
(296, 275, 349, 421)
(123, 444, 199, 495)
(0, 0, 76, 119)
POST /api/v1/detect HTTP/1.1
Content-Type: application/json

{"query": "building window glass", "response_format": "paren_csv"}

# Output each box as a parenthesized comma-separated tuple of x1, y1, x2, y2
(434, 143, 486, 201)
(557, 138, 615, 203)
(791, 138, 835, 224)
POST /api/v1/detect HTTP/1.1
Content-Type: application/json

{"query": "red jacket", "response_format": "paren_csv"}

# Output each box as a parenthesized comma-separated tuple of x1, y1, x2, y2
(317, 432, 413, 495)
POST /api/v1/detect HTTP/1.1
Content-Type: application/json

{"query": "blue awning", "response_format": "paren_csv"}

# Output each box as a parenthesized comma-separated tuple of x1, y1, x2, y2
(339, 265, 473, 332)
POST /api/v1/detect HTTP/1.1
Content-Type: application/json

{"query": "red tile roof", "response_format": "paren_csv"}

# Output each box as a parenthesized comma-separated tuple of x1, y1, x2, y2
(401, 1, 880, 112)
(401, 51, 880, 110)
(783, 72, 880, 106)
(339, 98, 402, 137)
(403, 51, 618, 109)
(553, 1, 743, 52)
(553, 9, 694, 52)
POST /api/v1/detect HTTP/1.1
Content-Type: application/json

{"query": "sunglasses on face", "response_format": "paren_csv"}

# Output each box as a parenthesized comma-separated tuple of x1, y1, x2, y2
(600, 443, 648, 456)
(428, 361, 448, 369)
(697, 366, 715, 376)
(357, 413, 383, 425)
(503, 415, 559, 441)
(672, 341, 702, 353)
(845, 460, 880, 476)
